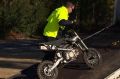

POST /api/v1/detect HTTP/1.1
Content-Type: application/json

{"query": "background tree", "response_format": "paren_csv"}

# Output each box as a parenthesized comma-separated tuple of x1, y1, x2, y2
(0, 0, 115, 38)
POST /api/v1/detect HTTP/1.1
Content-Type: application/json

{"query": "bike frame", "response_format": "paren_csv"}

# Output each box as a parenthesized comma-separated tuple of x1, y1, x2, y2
(48, 30, 89, 72)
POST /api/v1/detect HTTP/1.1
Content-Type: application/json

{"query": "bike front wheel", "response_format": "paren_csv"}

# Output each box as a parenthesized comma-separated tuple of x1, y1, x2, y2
(37, 60, 58, 79)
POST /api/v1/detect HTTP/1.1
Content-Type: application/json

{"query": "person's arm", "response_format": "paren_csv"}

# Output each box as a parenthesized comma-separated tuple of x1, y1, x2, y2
(59, 19, 73, 26)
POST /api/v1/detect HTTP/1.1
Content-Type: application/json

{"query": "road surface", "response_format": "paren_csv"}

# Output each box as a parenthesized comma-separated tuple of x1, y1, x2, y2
(0, 25, 120, 79)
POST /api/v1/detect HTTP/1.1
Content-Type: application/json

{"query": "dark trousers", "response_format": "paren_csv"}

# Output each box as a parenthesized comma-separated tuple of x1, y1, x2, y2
(42, 36, 58, 60)
(43, 36, 57, 42)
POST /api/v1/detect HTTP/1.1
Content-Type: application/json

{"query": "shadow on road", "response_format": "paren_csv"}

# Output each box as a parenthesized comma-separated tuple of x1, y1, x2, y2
(64, 62, 91, 70)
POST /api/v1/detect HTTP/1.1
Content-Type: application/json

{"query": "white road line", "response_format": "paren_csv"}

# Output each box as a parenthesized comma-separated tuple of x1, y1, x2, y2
(0, 57, 41, 63)
(105, 68, 120, 79)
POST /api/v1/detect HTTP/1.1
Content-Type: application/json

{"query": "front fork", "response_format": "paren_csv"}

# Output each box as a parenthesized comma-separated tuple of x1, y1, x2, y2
(76, 37, 89, 51)
(48, 57, 63, 72)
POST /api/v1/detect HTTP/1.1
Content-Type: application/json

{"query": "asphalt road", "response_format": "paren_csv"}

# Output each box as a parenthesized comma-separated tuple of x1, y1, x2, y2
(0, 40, 120, 79)
(0, 25, 120, 79)
(18, 48, 120, 79)
(57, 48, 120, 79)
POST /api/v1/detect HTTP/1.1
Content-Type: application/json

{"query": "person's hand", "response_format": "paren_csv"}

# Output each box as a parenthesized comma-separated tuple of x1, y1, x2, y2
(71, 19, 77, 24)
(71, 19, 80, 30)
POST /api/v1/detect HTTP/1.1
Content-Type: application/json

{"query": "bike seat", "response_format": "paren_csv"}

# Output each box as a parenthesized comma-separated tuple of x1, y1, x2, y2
(39, 38, 65, 46)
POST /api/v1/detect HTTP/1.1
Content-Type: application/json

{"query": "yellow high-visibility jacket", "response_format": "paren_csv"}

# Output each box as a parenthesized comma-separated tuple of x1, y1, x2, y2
(43, 6, 69, 38)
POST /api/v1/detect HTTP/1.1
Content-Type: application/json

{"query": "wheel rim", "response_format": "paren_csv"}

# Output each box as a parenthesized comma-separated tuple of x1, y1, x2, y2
(86, 51, 99, 66)
(43, 65, 52, 76)
(41, 64, 56, 78)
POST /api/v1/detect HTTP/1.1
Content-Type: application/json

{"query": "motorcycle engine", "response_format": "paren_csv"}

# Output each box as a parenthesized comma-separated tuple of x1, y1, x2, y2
(65, 49, 79, 60)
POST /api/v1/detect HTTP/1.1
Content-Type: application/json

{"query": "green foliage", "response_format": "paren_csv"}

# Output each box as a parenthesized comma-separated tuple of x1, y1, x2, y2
(10, 0, 52, 36)
(0, 0, 53, 37)
(0, 0, 115, 38)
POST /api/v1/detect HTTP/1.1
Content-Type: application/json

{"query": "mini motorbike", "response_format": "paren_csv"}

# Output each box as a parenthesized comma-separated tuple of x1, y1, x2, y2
(37, 29, 102, 79)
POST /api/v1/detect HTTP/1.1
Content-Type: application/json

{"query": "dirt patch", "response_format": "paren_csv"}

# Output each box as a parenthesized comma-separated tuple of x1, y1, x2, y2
(0, 68, 21, 78)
